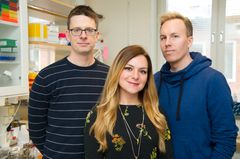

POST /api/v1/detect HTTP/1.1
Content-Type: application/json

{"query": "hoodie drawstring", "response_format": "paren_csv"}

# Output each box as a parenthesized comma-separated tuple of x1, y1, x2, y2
(158, 73, 163, 95)
(176, 74, 185, 121)
(158, 73, 185, 121)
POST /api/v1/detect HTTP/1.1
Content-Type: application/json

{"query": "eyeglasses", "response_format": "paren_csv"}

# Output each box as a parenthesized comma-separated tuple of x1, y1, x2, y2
(69, 27, 97, 36)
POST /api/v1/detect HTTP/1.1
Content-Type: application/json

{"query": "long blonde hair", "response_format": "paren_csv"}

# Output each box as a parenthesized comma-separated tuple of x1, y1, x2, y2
(90, 45, 167, 153)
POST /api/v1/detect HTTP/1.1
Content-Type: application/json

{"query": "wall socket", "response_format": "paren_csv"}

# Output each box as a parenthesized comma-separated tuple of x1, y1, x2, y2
(7, 97, 19, 105)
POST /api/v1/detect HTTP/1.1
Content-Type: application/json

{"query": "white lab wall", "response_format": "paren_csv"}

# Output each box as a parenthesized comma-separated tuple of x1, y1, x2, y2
(86, 0, 160, 71)
(128, 0, 151, 49)
(86, 0, 128, 65)
(75, 0, 85, 5)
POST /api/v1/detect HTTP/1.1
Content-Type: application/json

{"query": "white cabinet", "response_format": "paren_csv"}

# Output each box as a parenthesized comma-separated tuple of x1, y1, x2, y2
(27, 0, 73, 72)
(85, 0, 157, 67)
(0, 0, 28, 97)
(29, 42, 70, 71)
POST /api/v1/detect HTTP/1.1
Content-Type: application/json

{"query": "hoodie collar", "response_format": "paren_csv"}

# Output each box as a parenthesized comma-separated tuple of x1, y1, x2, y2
(160, 52, 211, 84)
(159, 52, 211, 121)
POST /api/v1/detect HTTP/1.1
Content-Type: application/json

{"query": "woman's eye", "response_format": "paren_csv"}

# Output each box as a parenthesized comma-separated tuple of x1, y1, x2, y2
(140, 70, 147, 74)
(124, 67, 132, 71)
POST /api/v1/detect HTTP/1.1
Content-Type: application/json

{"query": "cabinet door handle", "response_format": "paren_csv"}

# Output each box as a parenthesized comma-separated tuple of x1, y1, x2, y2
(219, 31, 224, 43)
(211, 32, 215, 43)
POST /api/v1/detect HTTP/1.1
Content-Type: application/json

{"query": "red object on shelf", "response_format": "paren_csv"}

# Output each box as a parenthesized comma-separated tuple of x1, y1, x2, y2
(58, 33, 68, 45)
(58, 33, 66, 38)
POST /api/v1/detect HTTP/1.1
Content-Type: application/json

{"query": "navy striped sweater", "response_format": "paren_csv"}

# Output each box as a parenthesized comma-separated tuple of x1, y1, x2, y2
(28, 57, 109, 159)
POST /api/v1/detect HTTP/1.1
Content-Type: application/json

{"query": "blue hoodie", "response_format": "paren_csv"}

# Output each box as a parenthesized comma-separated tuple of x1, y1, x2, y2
(154, 52, 238, 159)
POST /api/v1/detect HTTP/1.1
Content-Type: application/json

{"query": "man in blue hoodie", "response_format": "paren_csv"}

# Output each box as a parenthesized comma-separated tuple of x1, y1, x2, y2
(154, 12, 238, 159)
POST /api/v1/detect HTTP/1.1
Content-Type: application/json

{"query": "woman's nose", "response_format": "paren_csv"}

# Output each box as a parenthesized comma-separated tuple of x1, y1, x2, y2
(132, 70, 139, 80)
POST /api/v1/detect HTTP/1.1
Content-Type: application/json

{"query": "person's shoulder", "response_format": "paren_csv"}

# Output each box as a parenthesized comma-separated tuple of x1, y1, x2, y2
(200, 67, 229, 88)
(154, 71, 161, 80)
(204, 67, 226, 80)
(95, 60, 109, 71)
(154, 71, 161, 76)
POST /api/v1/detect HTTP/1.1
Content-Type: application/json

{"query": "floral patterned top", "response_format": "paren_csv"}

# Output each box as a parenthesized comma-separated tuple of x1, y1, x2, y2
(84, 105, 173, 159)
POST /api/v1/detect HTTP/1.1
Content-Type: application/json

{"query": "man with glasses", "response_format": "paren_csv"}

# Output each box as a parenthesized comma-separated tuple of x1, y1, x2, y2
(28, 5, 109, 159)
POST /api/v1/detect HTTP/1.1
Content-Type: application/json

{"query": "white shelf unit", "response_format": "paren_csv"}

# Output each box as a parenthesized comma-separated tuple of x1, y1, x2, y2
(0, 0, 29, 97)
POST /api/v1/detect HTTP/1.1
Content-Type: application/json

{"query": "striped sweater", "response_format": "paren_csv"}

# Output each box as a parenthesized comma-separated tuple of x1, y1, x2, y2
(28, 57, 109, 159)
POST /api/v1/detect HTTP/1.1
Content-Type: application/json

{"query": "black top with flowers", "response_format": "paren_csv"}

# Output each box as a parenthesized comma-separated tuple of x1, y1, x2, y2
(84, 105, 171, 159)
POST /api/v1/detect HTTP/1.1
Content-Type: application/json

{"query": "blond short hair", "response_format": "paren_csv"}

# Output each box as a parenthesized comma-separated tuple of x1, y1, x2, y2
(160, 12, 193, 37)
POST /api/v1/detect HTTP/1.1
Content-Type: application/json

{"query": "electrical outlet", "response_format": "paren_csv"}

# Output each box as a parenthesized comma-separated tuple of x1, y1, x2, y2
(7, 97, 19, 105)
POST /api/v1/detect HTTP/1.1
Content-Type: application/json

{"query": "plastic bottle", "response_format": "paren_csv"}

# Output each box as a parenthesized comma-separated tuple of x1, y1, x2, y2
(58, 33, 68, 45)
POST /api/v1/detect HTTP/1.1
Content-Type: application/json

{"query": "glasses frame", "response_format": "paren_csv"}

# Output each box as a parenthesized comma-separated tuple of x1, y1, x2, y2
(69, 27, 97, 36)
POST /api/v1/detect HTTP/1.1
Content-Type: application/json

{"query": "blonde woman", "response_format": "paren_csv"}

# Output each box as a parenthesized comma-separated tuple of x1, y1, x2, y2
(84, 45, 172, 159)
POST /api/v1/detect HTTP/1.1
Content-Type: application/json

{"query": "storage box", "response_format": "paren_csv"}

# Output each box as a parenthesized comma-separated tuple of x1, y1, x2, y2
(0, 39, 17, 48)
(0, 55, 16, 61)
(28, 23, 48, 42)
(47, 23, 59, 44)
(0, 47, 17, 53)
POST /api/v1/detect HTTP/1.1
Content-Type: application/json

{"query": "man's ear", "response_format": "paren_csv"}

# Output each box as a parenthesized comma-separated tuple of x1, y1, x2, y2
(187, 36, 193, 48)
(66, 30, 71, 42)
(95, 31, 100, 42)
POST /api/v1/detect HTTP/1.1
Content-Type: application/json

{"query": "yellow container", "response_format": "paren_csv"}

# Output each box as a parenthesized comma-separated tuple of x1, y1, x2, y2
(28, 71, 38, 89)
(28, 23, 48, 42)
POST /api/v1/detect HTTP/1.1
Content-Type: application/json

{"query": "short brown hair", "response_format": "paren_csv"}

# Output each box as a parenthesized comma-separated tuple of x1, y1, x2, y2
(160, 12, 193, 37)
(67, 5, 103, 30)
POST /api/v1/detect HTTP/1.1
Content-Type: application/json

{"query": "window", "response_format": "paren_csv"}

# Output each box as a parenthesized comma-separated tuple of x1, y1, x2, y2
(225, 41, 236, 82)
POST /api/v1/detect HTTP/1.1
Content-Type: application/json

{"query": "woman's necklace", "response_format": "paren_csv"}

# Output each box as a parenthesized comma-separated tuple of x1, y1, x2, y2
(119, 106, 144, 144)
(119, 105, 145, 159)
